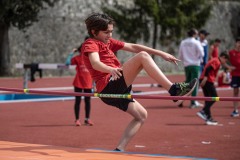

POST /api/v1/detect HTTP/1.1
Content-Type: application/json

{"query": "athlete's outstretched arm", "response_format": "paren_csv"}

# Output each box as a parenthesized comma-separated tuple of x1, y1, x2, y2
(122, 43, 180, 65)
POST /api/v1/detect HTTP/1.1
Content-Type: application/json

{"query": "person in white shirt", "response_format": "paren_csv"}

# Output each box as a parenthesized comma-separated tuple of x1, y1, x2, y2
(179, 28, 204, 108)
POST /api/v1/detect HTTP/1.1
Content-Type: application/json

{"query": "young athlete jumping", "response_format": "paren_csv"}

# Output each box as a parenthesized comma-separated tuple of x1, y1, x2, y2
(81, 13, 197, 151)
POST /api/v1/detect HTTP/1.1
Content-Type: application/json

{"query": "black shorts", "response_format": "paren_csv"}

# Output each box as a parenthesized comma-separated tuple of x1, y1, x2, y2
(231, 76, 240, 88)
(100, 74, 134, 112)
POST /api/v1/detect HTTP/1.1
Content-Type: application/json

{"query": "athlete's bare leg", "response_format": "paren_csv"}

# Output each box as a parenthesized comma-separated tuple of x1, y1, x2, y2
(116, 51, 175, 150)
(122, 51, 172, 90)
(233, 88, 239, 111)
(116, 100, 147, 151)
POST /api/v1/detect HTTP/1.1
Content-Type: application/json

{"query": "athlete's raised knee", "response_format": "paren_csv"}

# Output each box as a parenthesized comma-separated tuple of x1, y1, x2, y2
(136, 111, 148, 123)
(138, 51, 150, 57)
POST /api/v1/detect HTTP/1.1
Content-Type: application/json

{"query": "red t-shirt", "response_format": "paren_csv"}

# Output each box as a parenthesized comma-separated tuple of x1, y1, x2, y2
(200, 57, 221, 83)
(81, 38, 124, 92)
(71, 54, 93, 89)
(211, 45, 219, 59)
(229, 49, 240, 76)
(218, 71, 230, 87)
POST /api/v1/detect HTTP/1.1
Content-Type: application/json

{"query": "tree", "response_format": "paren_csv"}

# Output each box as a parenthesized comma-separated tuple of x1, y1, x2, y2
(0, 0, 58, 76)
(102, 0, 212, 52)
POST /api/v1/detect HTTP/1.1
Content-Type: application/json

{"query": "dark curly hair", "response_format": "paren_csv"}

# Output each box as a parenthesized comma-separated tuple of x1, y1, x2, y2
(85, 13, 115, 37)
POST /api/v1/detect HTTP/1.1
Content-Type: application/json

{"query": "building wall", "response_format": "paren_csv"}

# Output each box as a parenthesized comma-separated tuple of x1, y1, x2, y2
(9, 1, 240, 75)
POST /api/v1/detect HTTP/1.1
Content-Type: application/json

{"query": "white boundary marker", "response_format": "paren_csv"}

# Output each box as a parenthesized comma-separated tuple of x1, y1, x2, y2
(15, 63, 76, 70)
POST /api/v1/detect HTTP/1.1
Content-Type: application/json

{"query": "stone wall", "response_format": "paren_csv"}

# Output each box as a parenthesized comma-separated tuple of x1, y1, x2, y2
(8, 0, 240, 76)
(9, 0, 105, 76)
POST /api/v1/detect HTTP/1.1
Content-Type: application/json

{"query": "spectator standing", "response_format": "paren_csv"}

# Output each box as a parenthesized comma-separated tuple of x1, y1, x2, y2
(209, 38, 221, 60)
(66, 46, 94, 126)
(179, 28, 204, 108)
(198, 29, 210, 72)
(229, 37, 240, 117)
(217, 68, 231, 87)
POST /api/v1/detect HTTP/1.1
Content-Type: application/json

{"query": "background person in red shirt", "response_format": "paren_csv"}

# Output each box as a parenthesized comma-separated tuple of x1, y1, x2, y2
(209, 38, 221, 60)
(197, 52, 229, 125)
(66, 47, 94, 126)
(229, 37, 240, 117)
(217, 68, 231, 87)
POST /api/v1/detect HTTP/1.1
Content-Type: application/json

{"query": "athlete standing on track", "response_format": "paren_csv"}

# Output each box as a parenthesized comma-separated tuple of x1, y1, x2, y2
(229, 37, 240, 117)
(81, 13, 197, 151)
(209, 38, 221, 60)
(66, 46, 94, 126)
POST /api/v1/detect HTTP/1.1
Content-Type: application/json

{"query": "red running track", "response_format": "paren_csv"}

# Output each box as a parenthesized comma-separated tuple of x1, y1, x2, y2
(0, 74, 239, 160)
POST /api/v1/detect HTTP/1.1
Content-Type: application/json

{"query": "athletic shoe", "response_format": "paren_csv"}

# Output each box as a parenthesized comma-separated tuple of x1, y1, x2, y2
(75, 120, 81, 126)
(189, 104, 199, 109)
(84, 119, 94, 126)
(195, 101, 204, 107)
(113, 148, 123, 152)
(231, 110, 239, 117)
(189, 101, 204, 109)
(197, 110, 207, 121)
(169, 78, 198, 104)
(206, 118, 218, 126)
(178, 102, 183, 108)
